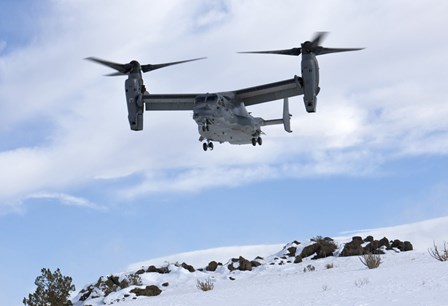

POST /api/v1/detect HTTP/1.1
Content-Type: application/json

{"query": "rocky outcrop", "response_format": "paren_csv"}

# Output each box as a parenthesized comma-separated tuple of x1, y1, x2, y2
(340, 236, 413, 257)
(74, 235, 414, 305)
(228, 256, 253, 271)
(299, 237, 337, 259)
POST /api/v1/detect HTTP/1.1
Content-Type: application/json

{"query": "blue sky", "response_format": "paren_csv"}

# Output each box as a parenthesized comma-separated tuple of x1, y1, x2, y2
(1, 1, 448, 305)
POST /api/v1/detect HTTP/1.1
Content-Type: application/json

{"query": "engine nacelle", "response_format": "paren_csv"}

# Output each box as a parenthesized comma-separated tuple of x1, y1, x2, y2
(125, 77, 144, 131)
(301, 53, 320, 113)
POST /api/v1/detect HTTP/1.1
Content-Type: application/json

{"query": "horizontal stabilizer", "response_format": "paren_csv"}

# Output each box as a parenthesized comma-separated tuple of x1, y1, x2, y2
(261, 98, 292, 133)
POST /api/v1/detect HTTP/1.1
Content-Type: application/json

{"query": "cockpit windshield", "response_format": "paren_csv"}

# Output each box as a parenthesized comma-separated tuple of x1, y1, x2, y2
(194, 94, 219, 105)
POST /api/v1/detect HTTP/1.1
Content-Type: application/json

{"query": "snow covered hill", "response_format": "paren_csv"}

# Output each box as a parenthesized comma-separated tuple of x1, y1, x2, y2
(73, 217, 448, 306)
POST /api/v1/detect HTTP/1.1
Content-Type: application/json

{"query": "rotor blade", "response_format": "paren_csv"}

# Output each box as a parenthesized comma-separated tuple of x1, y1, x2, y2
(316, 47, 364, 55)
(85, 57, 129, 74)
(141, 57, 207, 73)
(105, 71, 127, 77)
(238, 48, 302, 56)
(310, 32, 328, 46)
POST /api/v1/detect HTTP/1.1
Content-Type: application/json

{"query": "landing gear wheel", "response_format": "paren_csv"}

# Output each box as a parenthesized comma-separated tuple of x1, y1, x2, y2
(203, 142, 208, 151)
(208, 142, 214, 151)
(252, 138, 257, 146)
(257, 137, 263, 146)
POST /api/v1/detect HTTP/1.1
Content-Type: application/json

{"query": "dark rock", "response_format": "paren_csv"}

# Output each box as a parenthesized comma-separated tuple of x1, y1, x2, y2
(340, 237, 365, 256)
(147, 266, 158, 273)
(391, 239, 405, 251)
(251, 260, 262, 268)
(158, 266, 170, 274)
(294, 255, 302, 264)
(379, 237, 391, 249)
(146, 265, 169, 274)
(206, 261, 219, 272)
(364, 235, 374, 242)
(79, 286, 94, 301)
(136, 269, 145, 275)
(229, 277, 235, 281)
(287, 246, 297, 257)
(228, 257, 252, 271)
(352, 236, 363, 243)
(162, 282, 169, 287)
(301, 238, 337, 260)
(404, 241, 413, 251)
(237, 256, 252, 271)
(131, 285, 161, 297)
(300, 243, 320, 258)
(181, 262, 195, 273)
(364, 240, 380, 253)
(313, 240, 337, 259)
(255, 256, 264, 260)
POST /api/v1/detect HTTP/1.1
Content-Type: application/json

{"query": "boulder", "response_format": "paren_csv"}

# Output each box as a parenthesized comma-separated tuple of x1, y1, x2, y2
(379, 237, 391, 249)
(206, 261, 219, 272)
(181, 262, 195, 273)
(364, 235, 374, 242)
(340, 237, 365, 256)
(251, 260, 262, 268)
(403, 241, 413, 251)
(286, 246, 297, 257)
(131, 285, 161, 297)
(300, 243, 320, 258)
(391, 239, 405, 251)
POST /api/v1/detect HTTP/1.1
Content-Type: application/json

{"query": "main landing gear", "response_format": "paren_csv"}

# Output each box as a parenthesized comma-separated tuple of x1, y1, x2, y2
(252, 137, 263, 146)
(203, 141, 214, 151)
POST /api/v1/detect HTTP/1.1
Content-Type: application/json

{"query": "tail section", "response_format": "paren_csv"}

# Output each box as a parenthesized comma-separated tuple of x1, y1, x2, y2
(261, 98, 292, 133)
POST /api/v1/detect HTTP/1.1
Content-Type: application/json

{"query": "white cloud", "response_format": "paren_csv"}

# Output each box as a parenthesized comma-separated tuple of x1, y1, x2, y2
(0, 0, 447, 210)
(25, 192, 106, 211)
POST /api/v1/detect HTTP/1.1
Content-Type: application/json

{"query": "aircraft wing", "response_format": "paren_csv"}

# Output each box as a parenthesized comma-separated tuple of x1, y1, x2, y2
(234, 75, 303, 106)
(143, 93, 199, 111)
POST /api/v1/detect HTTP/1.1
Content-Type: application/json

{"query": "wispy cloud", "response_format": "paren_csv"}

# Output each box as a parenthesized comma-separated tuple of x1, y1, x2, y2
(24, 192, 107, 211)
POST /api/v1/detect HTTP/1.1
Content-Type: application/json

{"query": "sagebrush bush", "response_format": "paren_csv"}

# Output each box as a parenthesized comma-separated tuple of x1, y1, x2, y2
(303, 264, 316, 272)
(360, 253, 382, 269)
(354, 278, 369, 288)
(23, 268, 75, 306)
(428, 241, 448, 262)
(127, 273, 143, 286)
(196, 278, 214, 291)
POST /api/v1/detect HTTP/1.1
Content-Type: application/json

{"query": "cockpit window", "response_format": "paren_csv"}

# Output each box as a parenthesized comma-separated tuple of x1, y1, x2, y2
(195, 94, 219, 105)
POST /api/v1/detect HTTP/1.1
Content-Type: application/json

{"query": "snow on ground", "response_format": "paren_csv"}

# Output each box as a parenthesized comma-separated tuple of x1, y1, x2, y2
(108, 252, 448, 306)
(74, 216, 448, 306)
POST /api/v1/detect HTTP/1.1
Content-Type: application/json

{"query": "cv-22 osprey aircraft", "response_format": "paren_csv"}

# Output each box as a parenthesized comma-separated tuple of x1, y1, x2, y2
(87, 32, 362, 151)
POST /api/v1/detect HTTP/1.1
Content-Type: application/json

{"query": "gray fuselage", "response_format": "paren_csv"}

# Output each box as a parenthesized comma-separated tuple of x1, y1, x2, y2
(193, 94, 262, 145)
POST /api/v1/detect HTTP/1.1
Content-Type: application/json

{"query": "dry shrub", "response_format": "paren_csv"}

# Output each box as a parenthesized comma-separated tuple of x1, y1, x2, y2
(428, 241, 448, 262)
(360, 253, 382, 269)
(196, 278, 214, 291)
